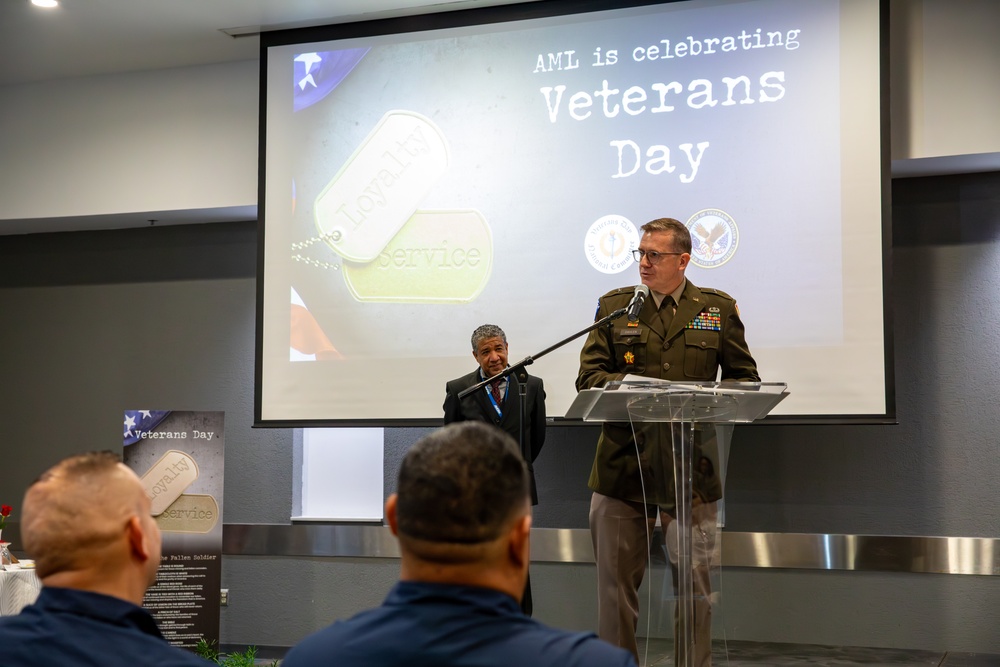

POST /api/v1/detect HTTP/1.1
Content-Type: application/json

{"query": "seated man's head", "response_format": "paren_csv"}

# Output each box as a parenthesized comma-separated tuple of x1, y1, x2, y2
(22, 451, 162, 604)
(386, 422, 531, 595)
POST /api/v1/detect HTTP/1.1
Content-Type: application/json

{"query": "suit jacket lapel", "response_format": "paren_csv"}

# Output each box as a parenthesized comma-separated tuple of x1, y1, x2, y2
(468, 370, 493, 415)
(505, 373, 520, 407)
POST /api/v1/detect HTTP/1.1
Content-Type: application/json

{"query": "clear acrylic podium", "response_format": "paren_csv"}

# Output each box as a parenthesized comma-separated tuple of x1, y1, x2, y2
(568, 380, 788, 667)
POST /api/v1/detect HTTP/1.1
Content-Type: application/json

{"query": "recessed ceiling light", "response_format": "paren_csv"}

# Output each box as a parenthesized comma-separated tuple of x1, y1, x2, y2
(31, 0, 59, 7)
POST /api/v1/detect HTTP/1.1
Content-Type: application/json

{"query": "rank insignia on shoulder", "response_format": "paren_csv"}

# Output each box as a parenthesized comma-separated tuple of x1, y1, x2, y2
(624, 351, 635, 365)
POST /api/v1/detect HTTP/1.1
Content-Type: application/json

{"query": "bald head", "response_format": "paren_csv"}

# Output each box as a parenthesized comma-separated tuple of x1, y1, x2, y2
(23, 452, 159, 588)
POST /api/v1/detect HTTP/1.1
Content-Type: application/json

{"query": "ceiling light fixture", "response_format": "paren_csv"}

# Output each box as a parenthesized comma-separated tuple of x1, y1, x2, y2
(31, 0, 59, 7)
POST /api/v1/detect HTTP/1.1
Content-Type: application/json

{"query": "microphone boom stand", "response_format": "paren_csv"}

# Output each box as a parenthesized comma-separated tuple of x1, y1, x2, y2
(454, 306, 625, 617)
(457, 306, 627, 402)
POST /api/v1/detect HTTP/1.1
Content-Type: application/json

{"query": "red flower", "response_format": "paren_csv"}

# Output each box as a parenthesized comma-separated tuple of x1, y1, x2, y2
(0, 506, 11, 518)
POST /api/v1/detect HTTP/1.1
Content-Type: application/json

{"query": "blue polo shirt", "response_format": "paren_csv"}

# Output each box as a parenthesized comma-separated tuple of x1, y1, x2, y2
(0, 586, 212, 667)
(283, 581, 637, 667)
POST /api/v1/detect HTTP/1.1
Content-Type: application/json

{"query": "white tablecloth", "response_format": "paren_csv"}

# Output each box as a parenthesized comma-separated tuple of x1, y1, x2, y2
(0, 567, 42, 615)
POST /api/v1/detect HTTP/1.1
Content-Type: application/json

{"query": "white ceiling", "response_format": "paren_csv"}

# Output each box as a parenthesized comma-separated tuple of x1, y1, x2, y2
(0, 0, 537, 234)
(0, 0, 530, 86)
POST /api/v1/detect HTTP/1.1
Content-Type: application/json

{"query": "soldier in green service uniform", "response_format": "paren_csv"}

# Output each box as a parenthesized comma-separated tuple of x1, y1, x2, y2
(576, 217, 759, 666)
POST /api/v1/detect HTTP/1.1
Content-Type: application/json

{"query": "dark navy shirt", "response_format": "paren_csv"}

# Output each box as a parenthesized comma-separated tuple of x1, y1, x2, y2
(0, 586, 212, 667)
(282, 581, 637, 667)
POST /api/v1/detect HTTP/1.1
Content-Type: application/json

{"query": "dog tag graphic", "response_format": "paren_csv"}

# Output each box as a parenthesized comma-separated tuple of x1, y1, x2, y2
(155, 494, 220, 533)
(315, 111, 450, 263)
(140, 450, 199, 516)
(343, 209, 493, 303)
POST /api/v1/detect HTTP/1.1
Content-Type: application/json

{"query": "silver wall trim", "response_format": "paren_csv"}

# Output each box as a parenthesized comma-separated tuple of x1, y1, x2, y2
(723, 532, 1000, 575)
(224, 523, 401, 559)
(222, 525, 1000, 575)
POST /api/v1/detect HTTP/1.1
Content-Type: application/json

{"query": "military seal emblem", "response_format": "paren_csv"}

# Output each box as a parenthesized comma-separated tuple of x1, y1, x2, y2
(685, 209, 739, 269)
(584, 214, 640, 274)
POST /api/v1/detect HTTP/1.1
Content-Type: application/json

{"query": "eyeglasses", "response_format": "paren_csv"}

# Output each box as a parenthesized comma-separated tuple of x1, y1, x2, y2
(632, 249, 683, 264)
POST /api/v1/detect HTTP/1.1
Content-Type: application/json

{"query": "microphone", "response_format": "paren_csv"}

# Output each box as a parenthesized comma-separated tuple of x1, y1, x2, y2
(626, 284, 649, 322)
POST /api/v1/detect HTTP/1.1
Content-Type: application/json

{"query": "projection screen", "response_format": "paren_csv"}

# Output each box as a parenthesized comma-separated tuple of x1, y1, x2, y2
(257, 0, 890, 424)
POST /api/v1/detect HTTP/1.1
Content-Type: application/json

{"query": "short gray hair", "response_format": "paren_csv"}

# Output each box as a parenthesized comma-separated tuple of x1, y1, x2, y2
(471, 324, 506, 351)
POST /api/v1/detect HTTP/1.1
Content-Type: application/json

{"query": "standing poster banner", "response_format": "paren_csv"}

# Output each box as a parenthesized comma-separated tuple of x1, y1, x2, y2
(123, 410, 224, 649)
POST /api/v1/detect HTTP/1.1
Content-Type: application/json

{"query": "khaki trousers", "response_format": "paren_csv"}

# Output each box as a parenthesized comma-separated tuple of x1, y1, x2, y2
(589, 492, 714, 667)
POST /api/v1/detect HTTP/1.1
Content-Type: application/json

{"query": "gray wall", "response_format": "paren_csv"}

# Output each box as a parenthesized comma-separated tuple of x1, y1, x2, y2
(2, 171, 1000, 651)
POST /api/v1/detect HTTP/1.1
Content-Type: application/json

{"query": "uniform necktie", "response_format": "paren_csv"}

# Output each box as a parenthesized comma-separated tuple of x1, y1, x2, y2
(660, 295, 675, 331)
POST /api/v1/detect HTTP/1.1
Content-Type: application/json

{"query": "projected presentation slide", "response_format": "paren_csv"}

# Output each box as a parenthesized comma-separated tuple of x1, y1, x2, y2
(260, 0, 887, 422)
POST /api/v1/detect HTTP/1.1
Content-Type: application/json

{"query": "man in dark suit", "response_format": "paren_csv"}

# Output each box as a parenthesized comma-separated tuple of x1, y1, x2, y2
(443, 323, 546, 615)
